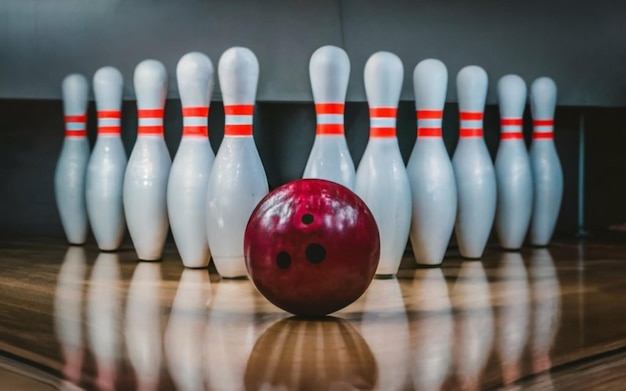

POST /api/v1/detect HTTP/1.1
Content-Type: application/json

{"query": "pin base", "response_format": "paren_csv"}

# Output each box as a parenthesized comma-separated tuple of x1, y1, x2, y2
(414, 263, 443, 269)
(374, 274, 396, 280)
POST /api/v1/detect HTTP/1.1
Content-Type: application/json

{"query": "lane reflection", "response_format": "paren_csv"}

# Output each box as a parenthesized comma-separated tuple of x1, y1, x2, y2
(529, 249, 561, 375)
(204, 279, 260, 391)
(411, 268, 453, 391)
(164, 269, 212, 391)
(452, 262, 494, 391)
(359, 278, 409, 390)
(125, 263, 163, 391)
(492, 252, 530, 386)
(87, 252, 122, 391)
(54, 246, 87, 388)
(244, 317, 377, 390)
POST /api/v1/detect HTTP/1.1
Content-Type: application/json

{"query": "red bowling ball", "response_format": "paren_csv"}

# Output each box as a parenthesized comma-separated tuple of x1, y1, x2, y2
(244, 179, 380, 317)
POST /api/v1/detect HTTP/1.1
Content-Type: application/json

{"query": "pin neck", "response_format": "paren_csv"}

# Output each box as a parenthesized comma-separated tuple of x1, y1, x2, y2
(137, 108, 164, 136)
(532, 119, 554, 140)
(224, 104, 253, 137)
(459, 111, 483, 138)
(500, 117, 523, 140)
(416, 109, 443, 138)
(369, 107, 396, 138)
(64, 114, 87, 138)
(97, 110, 121, 136)
(315, 103, 345, 135)
(182, 106, 209, 138)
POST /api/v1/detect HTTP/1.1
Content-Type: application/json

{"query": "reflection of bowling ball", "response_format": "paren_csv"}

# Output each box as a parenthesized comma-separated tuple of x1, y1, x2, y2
(244, 317, 377, 390)
(244, 179, 380, 317)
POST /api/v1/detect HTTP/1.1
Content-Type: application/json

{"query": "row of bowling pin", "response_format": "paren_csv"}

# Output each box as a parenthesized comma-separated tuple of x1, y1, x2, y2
(55, 45, 562, 279)
(302, 47, 562, 275)
(55, 48, 268, 277)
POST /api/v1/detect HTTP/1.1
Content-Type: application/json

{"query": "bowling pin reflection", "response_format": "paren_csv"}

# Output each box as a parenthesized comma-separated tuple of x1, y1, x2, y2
(54, 247, 87, 387)
(204, 280, 260, 391)
(359, 278, 409, 390)
(87, 252, 122, 391)
(125, 263, 163, 391)
(452, 262, 494, 390)
(529, 249, 561, 374)
(164, 269, 212, 391)
(411, 268, 454, 391)
(493, 252, 530, 386)
(244, 317, 377, 390)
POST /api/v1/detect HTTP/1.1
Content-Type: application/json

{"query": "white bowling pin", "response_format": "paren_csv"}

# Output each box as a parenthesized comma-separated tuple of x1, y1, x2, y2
(87, 252, 121, 391)
(529, 77, 563, 246)
(495, 75, 533, 250)
(303, 45, 356, 190)
(165, 269, 212, 391)
(123, 60, 171, 261)
(452, 65, 497, 259)
(407, 59, 457, 266)
(206, 47, 269, 278)
(54, 247, 87, 386)
(167, 52, 215, 268)
(493, 252, 530, 385)
(86, 67, 127, 251)
(125, 263, 163, 390)
(55, 74, 90, 245)
(355, 51, 411, 276)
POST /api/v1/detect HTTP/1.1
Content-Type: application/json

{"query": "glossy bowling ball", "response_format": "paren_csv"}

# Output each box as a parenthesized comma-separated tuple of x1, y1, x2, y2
(244, 179, 380, 317)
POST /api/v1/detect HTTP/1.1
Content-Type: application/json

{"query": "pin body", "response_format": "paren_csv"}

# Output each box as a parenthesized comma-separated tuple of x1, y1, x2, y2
(55, 74, 90, 245)
(355, 51, 411, 276)
(303, 45, 355, 190)
(529, 77, 562, 246)
(86, 67, 127, 251)
(123, 60, 171, 261)
(167, 52, 215, 268)
(495, 75, 533, 250)
(206, 47, 269, 278)
(407, 59, 457, 266)
(452, 65, 497, 259)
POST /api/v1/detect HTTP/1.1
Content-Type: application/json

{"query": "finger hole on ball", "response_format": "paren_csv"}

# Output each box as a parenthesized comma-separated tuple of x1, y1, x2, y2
(301, 213, 314, 225)
(276, 251, 291, 269)
(305, 243, 326, 264)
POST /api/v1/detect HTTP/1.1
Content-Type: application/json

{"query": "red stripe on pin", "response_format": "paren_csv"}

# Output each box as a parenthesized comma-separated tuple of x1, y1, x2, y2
(99, 126, 121, 135)
(183, 106, 209, 117)
(418, 128, 442, 137)
(370, 128, 395, 138)
(225, 124, 253, 136)
(138, 109, 164, 118)
(416, 110, 443, 119)
(501, 118, 523, 126)
(183, 126, 208, 137)
(460, 128, 483, 137)
(315, 103, 344, 115)
(460, 112, 483, 120)
(65, 114, 86, 123)
(370, 107, 397, 117)
(533, 119, 554, 126)
(98, 111, 121, 119)
(316, 124, 344, 135)
(533, 132, 554, 139)
(65, 130, 87, 137)
(501, 132, 523, 139)
(225, 105, 254, 115)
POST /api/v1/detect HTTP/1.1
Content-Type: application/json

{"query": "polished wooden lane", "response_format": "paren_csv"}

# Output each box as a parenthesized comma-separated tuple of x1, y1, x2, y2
(0, 237, 625, 390)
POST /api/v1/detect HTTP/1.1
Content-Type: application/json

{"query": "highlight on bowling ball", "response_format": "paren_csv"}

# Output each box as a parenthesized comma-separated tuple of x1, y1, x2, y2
(244, 179, 380, 317)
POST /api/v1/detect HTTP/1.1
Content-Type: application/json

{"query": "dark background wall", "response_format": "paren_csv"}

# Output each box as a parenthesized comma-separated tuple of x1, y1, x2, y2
(1, 0, 625, 240)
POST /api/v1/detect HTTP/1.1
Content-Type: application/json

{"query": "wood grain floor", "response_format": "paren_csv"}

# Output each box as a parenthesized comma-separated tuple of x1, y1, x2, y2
(0, 237, 625, 390)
